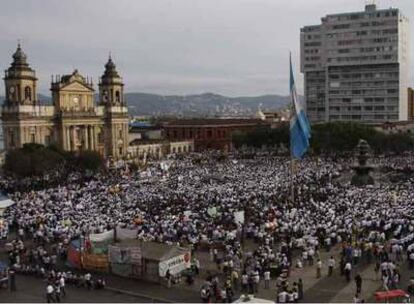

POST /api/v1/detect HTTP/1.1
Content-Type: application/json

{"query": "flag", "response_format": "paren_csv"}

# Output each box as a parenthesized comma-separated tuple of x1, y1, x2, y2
(290, 54, 311, 159)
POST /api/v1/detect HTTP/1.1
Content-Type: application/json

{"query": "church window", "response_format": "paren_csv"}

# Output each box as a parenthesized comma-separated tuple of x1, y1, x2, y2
(115, 91, 121, 103)
(24, 86, 32, 101)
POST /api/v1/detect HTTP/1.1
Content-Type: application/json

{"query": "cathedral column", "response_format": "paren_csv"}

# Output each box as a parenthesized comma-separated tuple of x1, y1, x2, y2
(62, 126, 67, 150)
(66, 126, 71, 151)
(72, 126, 77, 151)
(93, 126, 98, 148)
(113, 126, 117, 158)
(93, 126, 97, 151)
(89, 125, 95, 151)
(84, 126, 89, 150)
(38, 127, 43, 145)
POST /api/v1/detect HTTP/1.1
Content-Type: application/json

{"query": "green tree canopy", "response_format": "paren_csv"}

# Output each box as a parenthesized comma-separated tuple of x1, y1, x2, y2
(233, 122, 414, 155)
(4, 144, 105, 177)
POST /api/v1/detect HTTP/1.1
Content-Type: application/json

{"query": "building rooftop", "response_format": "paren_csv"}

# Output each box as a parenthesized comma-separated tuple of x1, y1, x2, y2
(162, 118, 270, 127)
(129, 121, 153, 128)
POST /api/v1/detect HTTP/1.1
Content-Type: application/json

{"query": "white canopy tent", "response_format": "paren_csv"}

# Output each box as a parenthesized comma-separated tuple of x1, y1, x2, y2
(0, 193, 15, 216)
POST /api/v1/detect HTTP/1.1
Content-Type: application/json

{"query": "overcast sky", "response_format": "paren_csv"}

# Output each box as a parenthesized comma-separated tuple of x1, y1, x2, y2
(0, 0, 412, 96)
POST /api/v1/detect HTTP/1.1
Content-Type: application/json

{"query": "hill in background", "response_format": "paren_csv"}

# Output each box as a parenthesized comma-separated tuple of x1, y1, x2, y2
(0, 92, 295, 117)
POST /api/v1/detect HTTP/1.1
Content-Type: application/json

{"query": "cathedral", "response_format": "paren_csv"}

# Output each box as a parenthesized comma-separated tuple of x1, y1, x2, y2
(1, 44, 129, 160)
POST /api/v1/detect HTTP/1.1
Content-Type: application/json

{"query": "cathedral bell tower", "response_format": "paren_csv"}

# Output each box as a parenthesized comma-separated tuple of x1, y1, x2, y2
(99, 54, 124, 106)
(3, 43, 38, 106)
(99, 55, 129, 159)
(2, 43, 54, 151)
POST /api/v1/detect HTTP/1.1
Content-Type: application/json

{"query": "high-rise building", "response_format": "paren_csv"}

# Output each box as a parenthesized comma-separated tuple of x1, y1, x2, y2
(408, 87, 414, 120)
(300, 4, 410, 123)
(1, 44, 129, 159)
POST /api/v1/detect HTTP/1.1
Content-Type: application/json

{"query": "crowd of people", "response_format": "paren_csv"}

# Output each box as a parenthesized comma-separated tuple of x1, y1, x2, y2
(2, 151, 414, 302)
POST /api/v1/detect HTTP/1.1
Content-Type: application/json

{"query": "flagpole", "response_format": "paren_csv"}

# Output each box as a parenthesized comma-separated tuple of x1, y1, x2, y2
(290, 117, 295, 205)
(289, 52, 295, 205)
(288, 53, 311, 206)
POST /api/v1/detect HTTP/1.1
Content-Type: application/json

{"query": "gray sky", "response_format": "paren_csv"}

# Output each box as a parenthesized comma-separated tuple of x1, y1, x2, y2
(0, 0, 413, 96)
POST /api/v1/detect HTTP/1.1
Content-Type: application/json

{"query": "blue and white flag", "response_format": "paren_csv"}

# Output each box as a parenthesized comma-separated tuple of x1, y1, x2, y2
(290, 55, 311, 159)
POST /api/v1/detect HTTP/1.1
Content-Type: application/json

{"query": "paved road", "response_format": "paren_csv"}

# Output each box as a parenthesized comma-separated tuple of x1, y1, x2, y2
(1, 274, 163, 303)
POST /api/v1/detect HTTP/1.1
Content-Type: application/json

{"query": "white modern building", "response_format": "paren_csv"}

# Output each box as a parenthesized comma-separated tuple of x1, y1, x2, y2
(301, 4, 410, 123)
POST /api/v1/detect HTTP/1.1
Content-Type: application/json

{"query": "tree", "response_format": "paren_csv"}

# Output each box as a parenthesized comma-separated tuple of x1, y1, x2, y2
(233, 122, 414, 155)
(4, 143, 65, 177)
(74, 151, 104, 172)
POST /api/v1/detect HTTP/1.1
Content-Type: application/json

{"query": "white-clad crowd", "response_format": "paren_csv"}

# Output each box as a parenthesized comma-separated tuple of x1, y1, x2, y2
(2, 151, 414, 302)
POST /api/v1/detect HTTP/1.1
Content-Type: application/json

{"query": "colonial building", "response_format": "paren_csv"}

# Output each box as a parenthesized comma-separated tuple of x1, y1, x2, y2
(162, 118, 270, 152)
(1, 44, 129, 159)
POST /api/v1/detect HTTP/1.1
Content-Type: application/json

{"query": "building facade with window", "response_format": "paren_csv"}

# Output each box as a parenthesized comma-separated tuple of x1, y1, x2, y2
(162, 118, 270, 152)
(300, 4, 410, 123)
(1, 44, 129, 159)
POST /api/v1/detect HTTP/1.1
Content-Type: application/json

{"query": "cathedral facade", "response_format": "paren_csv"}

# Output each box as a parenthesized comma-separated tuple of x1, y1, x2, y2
(1, 44, 129, 160)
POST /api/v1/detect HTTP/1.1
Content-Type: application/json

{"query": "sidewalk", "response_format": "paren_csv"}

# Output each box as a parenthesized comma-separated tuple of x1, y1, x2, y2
(104, 272, 200, 303)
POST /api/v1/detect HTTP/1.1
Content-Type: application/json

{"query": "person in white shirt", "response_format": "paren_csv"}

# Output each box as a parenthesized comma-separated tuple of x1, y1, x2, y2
(344, 262, 352, 282)
(241, 273, 248, 293)
(264, 270, 270, 289)
(328, 256, 335, 276)
(278, 290, 288, 303)
(409, 251, 414, 269)
(382, 274, 389, 291)
(254, 271, 260, 293)
(316, 259, 322, 278)
(293, 288, 299, 303)
(84, 273, 92, 290)
(59, 276, 66, 296)
(308, 248, 315, 266)
(288, 290, 295, 303)
(46, 284, 54, 303)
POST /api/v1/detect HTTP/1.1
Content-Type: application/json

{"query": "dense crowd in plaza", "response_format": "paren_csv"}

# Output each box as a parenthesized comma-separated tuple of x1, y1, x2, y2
(2, 151, 414, 302)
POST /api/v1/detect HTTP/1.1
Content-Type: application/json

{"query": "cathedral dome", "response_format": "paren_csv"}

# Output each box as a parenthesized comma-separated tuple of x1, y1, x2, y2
(6, 43, 36, 78)
(12, 43, 27, 63)
(103, 54, 120, 79)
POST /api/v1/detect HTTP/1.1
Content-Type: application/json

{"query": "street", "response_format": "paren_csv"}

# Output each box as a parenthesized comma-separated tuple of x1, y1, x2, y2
(0, 274, 163, 303)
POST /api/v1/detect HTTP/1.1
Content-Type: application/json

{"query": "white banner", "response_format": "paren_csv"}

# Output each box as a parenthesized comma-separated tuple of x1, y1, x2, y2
(117, 227, 138, 240)
(207, 207, 217, 217)
(158, 251, 191, 277)
(234, 211, 245, 224)
(90, 229, 114, 243)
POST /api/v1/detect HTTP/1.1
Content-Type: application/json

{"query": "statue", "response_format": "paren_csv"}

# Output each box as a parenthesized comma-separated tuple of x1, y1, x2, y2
(351, 139, 375, 186)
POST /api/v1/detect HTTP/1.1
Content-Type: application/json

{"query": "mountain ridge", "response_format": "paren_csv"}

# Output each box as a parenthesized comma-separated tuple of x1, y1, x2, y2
(0, 92, 296, 117)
